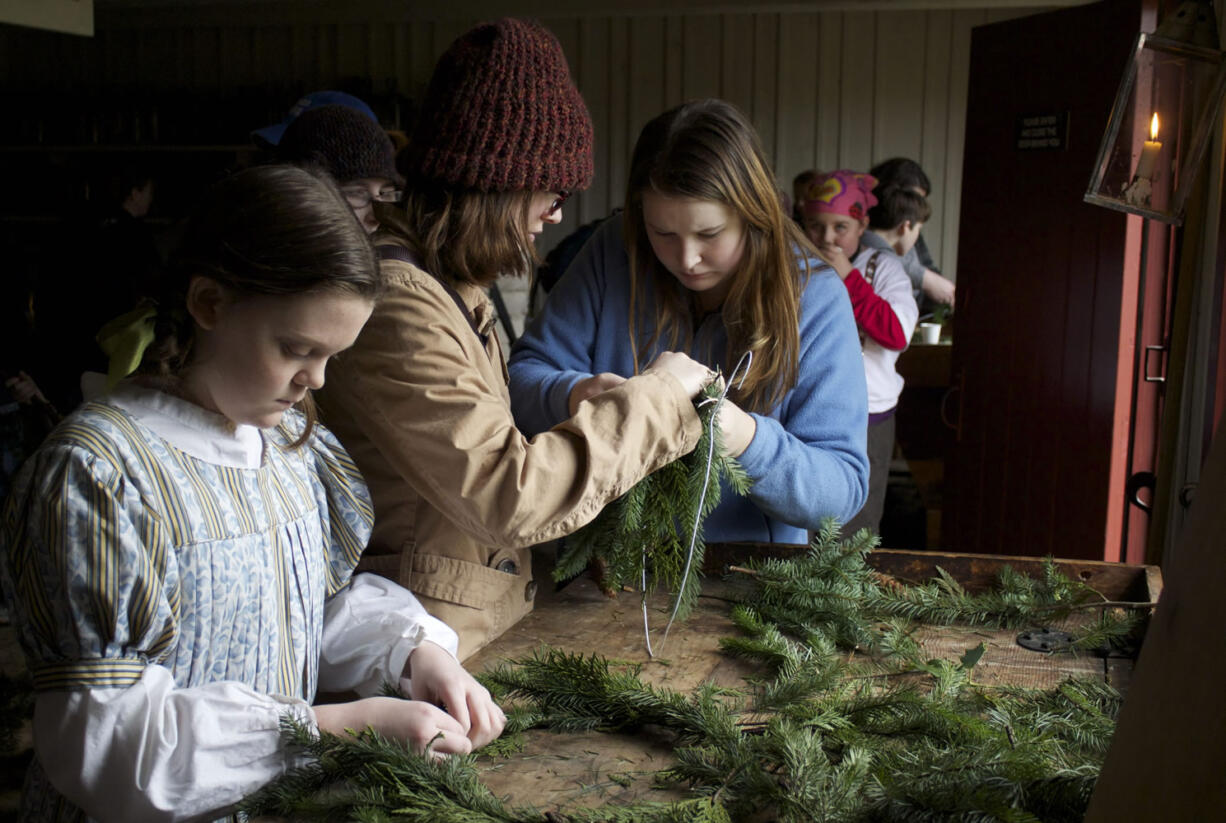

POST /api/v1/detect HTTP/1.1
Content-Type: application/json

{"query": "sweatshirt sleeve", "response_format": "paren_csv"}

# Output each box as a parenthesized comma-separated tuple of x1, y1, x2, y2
(509, 218, 615, 436)
(734, 266, 870, 527)
(843, 268, 908, 350)
(34, 668, 314, 823)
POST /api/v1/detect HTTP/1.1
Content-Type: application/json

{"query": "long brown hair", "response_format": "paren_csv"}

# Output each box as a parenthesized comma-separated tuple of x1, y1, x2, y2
(143, 164, 381, 445)
(624, 98, 810, 413)
(395, 182, 538, 288)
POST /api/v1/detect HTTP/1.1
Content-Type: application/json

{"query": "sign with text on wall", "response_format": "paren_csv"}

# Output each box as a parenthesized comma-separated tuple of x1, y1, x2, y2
(0, 0, 93, 36)
(1016, 112, 1070, 151)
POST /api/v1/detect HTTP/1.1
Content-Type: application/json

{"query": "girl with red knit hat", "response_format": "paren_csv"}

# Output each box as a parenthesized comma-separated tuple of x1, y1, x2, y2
(316, 19, 717, 659)
(801, 170, 920, 535)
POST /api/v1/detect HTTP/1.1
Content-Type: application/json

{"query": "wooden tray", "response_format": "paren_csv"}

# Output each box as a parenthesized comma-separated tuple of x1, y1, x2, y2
(703, 542, 1163, 602)
(467, 545, 1161, 813)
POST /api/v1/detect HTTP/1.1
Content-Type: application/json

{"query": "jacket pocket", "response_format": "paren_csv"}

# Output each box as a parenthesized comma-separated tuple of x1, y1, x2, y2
(409, 548, 531, 610)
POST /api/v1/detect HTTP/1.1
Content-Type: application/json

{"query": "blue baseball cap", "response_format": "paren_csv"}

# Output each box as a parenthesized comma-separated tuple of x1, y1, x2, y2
(251, 91, 377, 147)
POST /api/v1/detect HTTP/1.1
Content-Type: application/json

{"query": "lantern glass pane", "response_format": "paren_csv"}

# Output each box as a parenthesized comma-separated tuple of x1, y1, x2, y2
(1085, 34, 1226, 225)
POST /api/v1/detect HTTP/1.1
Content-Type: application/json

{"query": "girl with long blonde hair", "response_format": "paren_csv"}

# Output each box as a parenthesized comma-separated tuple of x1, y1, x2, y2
(511, 98, 869, 544)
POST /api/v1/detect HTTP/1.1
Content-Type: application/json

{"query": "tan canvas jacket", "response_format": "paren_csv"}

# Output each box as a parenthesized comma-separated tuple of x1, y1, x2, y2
(317, 224, 702, 660)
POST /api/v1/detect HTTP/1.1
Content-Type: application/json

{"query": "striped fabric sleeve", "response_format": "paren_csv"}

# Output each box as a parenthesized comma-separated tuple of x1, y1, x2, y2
(304, 422, 375, 596)
(2, 441, 176, 692)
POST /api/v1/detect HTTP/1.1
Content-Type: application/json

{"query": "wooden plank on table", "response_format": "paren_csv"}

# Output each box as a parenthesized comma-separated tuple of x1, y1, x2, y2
(912, 622, 1112, 692)
(468, 544, 1153, 812)
(701, 543, 1161, 603)
(468, 576, 757, 812)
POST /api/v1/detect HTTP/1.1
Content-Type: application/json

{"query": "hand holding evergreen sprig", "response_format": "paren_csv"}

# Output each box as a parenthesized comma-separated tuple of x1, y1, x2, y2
(554, 360, 753, 653)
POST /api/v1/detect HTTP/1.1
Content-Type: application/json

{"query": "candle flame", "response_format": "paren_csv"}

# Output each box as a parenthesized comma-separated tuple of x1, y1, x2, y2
(1150, 112, 1160, 141)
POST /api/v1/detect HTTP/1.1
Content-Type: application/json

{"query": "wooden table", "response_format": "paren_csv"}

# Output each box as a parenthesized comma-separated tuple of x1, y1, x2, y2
(466, 545, 1161, 813)
(894, 341, 956, 546)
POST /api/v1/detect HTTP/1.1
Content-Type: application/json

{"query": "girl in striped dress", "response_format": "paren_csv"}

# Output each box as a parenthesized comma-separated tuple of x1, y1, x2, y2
(0, 164, 504, 822)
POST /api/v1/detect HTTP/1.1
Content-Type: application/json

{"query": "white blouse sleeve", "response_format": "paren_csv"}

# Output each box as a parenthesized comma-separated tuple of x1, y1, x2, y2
(34, 665, 315, 823)
(317, 572, 461, 697)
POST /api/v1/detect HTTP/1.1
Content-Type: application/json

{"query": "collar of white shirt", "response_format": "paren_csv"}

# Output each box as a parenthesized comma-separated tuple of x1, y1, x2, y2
(107, 382, 265, 469)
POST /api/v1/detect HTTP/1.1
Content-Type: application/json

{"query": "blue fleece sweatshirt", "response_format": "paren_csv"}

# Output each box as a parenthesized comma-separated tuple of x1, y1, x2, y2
(508, 216, 869, 545)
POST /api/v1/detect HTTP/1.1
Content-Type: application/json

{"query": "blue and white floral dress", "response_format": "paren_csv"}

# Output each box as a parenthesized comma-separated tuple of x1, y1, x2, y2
(0, 382, 456, 822)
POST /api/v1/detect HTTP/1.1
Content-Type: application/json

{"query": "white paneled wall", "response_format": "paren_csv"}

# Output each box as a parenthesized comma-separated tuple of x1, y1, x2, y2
(5, 4, 1055, 294)
(529, 7, 1049, 281)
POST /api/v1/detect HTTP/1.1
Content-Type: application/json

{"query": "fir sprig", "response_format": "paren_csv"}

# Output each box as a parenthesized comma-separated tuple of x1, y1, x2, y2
(480, 647, 741, 747)
(242, 717, 538, 822)
(734, 519, 1145, 655)
(248, 521, 1147, 821)
(243, 716, 735, 822)
(554, 381, 752, 626)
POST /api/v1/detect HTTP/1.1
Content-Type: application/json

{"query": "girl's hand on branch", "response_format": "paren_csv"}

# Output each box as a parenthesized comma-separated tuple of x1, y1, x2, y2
(569, 372, 627, 416)
(647, 351, 717, 398)
(716, 400, 756, 458)
(403, 640, 506, 750)
(313, 697, 473, 758)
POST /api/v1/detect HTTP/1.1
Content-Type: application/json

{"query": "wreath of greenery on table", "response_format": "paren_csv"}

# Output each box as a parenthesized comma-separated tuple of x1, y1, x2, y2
(245, 521, 1145, 823)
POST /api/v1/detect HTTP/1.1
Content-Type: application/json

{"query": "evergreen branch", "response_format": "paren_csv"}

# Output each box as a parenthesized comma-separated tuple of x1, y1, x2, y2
(247, 519, 1137, 822)
(481, 648, 742, 747)
(242, 718, 542, 822)
(554, 380, 754, 643)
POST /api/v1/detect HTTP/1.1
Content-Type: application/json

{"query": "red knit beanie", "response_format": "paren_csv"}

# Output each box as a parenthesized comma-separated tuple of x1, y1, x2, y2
(402, 18, 594, 193)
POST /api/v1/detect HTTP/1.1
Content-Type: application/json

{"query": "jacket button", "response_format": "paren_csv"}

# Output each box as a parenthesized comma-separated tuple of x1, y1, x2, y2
(496, 558, 519, 575)
(525, 580, 538, 601)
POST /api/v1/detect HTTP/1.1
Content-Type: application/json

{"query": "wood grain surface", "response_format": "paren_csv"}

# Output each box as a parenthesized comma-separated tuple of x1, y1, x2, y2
(467, 547, 1159, 812)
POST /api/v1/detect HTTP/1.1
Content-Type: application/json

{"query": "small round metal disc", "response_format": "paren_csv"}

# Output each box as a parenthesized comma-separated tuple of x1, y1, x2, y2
(1016, 628, 1076, 653)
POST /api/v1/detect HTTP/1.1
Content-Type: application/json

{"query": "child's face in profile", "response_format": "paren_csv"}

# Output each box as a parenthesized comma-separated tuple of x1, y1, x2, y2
(525, 190, 567, 247)
(803, 212, 866, 259)
(184, 283, 374, 429)
(340, 177, 399, 234)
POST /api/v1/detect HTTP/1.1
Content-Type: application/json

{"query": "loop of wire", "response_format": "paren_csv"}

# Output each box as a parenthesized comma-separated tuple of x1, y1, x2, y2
(644, 350, 753, 651)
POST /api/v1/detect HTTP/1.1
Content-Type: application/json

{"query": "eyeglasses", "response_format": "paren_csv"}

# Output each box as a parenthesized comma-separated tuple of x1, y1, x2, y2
(342, 188, 403, 209)
(546, 191, 571, 216)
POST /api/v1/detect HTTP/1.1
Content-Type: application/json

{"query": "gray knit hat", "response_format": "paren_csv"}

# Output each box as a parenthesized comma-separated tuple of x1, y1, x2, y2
(279, 104, 402, 186)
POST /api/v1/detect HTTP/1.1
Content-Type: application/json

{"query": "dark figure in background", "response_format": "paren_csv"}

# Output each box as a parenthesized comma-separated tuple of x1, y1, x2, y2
(792, 169, 818, 225)
(94, 165, 162, 302)
(36, 163, 163, 411)
(0, 274, 60, 502)
(277, 104, 403, 235)
(529, 211, 619, 314)
(251, 89, 379, 149)
(868, 158, 955, 311)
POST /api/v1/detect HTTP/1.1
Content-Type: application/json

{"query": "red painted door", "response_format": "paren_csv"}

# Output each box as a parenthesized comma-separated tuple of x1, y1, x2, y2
(946, 0, 1158, 561)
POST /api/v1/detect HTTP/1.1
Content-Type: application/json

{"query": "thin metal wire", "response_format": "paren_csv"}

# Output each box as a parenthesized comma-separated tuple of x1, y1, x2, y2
(641, 545, 654, 658)
(659, 351, 754, 645)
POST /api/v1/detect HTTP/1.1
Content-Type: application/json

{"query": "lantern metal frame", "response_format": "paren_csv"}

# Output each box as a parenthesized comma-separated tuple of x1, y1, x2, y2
(1085, 32, 1226, 226)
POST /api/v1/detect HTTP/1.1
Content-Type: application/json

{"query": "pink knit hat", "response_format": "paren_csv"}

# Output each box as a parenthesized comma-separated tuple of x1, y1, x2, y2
(802, 170, 878, 220)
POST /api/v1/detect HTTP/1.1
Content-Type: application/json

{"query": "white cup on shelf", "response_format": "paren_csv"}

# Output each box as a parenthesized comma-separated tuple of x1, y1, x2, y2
(918, 322, 941, 344)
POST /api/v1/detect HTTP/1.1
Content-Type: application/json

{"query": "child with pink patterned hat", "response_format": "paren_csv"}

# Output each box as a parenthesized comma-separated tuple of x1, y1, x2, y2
(801, 169, 919, 536)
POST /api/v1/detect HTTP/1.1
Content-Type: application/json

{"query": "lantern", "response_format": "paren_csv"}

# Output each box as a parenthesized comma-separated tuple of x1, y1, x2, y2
(1085, 3, 1226, 225)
